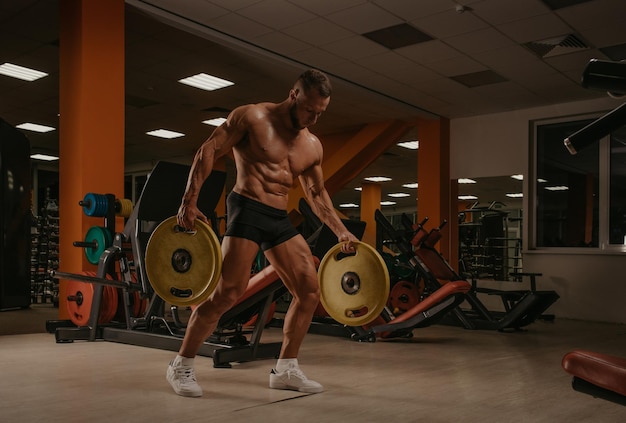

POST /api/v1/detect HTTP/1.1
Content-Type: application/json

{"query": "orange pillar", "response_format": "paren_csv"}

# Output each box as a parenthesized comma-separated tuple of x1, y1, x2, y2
(58, 0, 125, 319)
(417, 118, 456, 266)
(360, 183, 381, 246)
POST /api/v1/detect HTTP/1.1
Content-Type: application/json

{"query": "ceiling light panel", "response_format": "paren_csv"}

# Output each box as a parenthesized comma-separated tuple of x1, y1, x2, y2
(30, 154, 59, 161)
(146, 129, 185, 139)
(16, 123, 55, 133)
(202, 118, 227, 126)
(0, 63, 48, 81)
(365, 176, 392, 182)
(397, 140, 419, 149)
(179, 73, 234, 91)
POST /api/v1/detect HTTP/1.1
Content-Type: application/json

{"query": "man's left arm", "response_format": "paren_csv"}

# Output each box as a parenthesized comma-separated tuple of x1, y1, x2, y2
(299, 164, 357, 252)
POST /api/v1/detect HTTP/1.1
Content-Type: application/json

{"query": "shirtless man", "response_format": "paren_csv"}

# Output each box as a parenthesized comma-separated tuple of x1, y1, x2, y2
(167, 69, 358, 397)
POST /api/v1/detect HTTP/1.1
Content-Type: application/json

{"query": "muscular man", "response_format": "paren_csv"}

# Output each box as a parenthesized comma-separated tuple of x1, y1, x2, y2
(167, 69, 358, 397)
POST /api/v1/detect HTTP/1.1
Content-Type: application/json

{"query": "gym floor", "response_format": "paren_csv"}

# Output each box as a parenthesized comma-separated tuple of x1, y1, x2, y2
(1, 304, 624, 422)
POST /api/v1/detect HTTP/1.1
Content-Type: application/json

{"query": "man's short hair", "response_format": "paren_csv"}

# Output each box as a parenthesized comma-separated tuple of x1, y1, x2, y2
(297, 69, 332, 98)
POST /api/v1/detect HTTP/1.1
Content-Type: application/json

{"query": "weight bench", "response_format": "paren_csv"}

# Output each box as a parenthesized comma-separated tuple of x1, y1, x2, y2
(562, 350, 626, 406)
(375, 210, 559, 331)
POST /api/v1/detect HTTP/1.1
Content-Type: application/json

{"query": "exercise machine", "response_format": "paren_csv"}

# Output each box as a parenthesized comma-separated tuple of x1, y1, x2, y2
(375, 210, 559, 331)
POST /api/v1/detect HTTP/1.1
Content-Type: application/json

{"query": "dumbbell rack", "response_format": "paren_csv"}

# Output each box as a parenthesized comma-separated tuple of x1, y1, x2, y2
(30, 197, 60, 305)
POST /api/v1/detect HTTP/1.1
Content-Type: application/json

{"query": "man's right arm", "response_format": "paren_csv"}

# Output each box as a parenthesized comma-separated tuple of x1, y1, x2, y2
(177, 106, 248, 229)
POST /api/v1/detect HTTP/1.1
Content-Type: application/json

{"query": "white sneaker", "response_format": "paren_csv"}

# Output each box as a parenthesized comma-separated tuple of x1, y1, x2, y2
(269, 363, 324, 393)
(166, 361, 203, 397)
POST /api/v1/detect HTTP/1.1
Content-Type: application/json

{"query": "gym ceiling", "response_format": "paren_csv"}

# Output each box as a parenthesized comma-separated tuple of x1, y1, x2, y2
(1, 0, 624, 210)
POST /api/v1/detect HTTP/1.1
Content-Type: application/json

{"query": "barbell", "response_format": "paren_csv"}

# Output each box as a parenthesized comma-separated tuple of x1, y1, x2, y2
(144, 216, 390, 326)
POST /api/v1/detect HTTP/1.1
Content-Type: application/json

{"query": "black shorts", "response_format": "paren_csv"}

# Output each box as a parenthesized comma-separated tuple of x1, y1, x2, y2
(224, 191, 299, 251)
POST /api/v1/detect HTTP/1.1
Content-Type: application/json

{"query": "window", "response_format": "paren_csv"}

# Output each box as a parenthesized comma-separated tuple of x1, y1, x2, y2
(531, 114, 626, 250)
(609, 128, 626, 245)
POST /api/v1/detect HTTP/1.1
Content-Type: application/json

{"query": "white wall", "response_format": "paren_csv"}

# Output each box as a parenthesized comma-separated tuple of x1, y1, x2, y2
(450, 96, 626, 324)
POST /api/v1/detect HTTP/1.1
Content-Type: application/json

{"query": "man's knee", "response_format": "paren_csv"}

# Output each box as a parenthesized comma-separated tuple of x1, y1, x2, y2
(197, 284, 246, 318)
(292, 275, 321, 306)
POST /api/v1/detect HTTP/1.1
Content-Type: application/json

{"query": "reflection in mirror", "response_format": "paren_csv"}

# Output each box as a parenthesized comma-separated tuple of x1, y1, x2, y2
(457, 175, 523, 281)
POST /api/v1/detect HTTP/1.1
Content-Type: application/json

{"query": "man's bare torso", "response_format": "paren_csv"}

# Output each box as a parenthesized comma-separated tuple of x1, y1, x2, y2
(231, 103, 320, 210)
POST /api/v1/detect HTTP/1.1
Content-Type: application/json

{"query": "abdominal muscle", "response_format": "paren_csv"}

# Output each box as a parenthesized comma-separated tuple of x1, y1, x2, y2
(232, 155, 296, 211)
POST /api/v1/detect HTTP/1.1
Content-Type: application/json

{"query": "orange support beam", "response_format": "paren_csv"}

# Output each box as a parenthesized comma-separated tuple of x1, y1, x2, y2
(58, 0, 125, 319)
(417, 117, 455, 266)
(360, 183, 381, 246)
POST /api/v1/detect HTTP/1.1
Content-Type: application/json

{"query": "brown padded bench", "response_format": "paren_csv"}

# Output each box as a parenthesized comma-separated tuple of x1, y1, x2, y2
(562, 350, 626, 405)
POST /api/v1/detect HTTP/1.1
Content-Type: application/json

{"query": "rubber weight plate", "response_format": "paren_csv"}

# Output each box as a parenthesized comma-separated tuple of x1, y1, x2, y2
(84, 226, 113, 265)
(66, 271, 118, 326)
(318, 241, 390, 326)
(145, 216, 222, 306)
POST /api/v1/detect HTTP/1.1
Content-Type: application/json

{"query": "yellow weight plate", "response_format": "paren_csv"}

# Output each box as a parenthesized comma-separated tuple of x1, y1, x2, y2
(145, 216, 222, 306)
(318, 241, 390, 326)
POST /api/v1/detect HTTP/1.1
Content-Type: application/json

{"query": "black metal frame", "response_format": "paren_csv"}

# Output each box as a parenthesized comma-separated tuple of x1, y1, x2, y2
(49, 161, 284, 368)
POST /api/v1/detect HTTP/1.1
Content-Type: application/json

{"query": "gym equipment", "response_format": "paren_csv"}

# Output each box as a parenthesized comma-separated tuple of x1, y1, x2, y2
(581, 59, 626, 96)
(47, 161, 304, 368)
(296, 199, 470, 341)
(66, 271, 118, 326)
(73, 193, 132, 267)
(564, 102, 626, 155)
(387, 280, 422, 316)
(0, 118, 31, 310)
(144, 216, 221, 306)
(79, 226, 113, 265)
(562, 350, 626, 406)
(375, 210, 558, 331)
(565, 59, 626, 154)
(80, 192, 134, 218)
(318, 241, 390, 326)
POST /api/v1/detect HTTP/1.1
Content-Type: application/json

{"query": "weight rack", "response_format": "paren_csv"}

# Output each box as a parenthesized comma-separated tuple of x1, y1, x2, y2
(48, 161, 285, 368)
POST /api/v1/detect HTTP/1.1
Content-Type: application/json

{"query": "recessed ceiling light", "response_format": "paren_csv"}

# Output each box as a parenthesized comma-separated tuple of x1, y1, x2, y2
(402, 182, 418, 189)
(511, 174, 524, 180)
(146, 129, 185, 139)
(0, 62, 48, 81)
(30, 154, 59, 161)
(340, 203, 359, 208)
(545, 186, 569, 191)
(202, 118, 227, 127)
(506, 193, 524, 198)
(397, 140, 419, 150)
(365, 176, 392, 182)
(354, 187, 362, 191)
(458, 195, 478, 200)
(388, 193, 410, 198)
(16, 123, 55, 133)
(458, 178, 476, 184)
(179, 73, 234, 91)
(380, 201, 396, 206)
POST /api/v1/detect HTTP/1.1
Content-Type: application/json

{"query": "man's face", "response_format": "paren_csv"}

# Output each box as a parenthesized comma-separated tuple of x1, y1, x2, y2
(289, 88, 330, 130)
